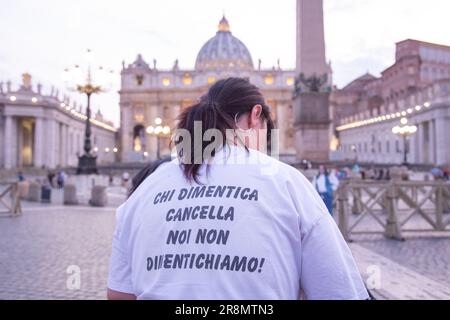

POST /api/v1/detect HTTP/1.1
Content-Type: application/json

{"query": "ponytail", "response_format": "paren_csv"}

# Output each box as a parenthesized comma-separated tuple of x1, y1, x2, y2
(174, 77, 274, 183)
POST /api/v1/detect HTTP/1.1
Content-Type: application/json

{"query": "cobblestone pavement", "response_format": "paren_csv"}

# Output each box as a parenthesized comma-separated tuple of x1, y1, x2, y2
(1, 191, 449, 299)
(350, 233, 450, 299)
(0, 205, 116, 299)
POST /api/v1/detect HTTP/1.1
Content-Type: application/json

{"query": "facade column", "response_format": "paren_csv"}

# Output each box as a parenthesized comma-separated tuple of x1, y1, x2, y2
(417, 122, 424, 164)
(34, 117, 44, 168)
(63, 124, 72, 166)
(413, 121, 421, 164)
(409, 128, 416, 165)
(434, 116, 448, 166)
(61, 124, 68, 167)
(46, 118, 57, 169)
(4, 116, 14, 169)
(0, 117, 3, 168)
(146, 105, 159, 161)
(56, 122, 64, 167)
(276, 103, 286, 153)
(120, 104, 133, 162)
(429, 120, 436, 165)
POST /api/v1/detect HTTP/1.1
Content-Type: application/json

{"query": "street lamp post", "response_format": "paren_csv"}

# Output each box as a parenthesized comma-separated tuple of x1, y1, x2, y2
(392, 118, 418, 167)
(63, 49, 114, 174)
(147, 118, 171, 160)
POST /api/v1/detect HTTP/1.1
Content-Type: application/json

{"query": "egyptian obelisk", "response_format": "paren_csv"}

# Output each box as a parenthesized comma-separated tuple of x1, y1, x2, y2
(293, 0, 331, 162)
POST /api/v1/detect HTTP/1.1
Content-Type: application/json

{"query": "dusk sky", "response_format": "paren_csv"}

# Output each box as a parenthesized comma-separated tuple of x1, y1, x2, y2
(1, 0, 449, 126)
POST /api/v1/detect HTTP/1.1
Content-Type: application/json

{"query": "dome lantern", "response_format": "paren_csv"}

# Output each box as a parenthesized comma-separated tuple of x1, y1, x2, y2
(195, 16, 254, 72)
(218, 15, 230, 33)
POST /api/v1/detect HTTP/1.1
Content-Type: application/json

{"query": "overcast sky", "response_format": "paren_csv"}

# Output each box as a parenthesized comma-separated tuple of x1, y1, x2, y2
(1, 0, 449, 126)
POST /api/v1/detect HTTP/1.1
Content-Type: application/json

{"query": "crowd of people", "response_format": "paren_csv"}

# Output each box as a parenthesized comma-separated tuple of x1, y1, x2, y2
(16, 169, 67, 189)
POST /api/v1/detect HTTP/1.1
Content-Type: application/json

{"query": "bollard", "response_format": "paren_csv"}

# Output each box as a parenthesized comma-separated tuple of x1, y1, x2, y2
(28, 182, 42, 202)
(90, 185, 108, 207)
(64, 184, 78, 205)
(17, 181, 30, 200)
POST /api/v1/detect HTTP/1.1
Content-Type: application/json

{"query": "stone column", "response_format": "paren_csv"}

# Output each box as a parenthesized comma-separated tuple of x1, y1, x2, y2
(0, 117, 3, 168)
(417, 122, 424, 164)
(434, 116, 448, 166)
(120, 104, 133, 162)
(412, 121, 420, 165)
(146, 105, 159, 160)
(429, 119, 436, 165)
(4, 116, 14, 169)
(276, 103, 286, 153)
(63, 124, 71, 166)
(163, 104, 178, 155)
(46, 118, 57, 169)
(34, 117, 44, 168)
(172, 104, 181, 124)
(57, 123, 65, 167)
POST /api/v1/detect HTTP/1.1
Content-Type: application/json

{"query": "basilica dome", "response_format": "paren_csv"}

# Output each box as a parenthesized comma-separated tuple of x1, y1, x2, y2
(195, 16, 254, 72)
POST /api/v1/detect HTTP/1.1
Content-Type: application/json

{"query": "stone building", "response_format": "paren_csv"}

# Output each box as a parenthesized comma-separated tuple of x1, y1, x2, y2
(119, 16, 298, 162)
(0, 74, 117, 170)
(332, 40, 450, 166)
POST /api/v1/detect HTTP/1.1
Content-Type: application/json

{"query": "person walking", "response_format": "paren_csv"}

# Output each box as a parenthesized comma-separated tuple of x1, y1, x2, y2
(312, 165, 339, 215)
(56, 170, 66, 189)
(107, 78, 368, 300)
(17, 171, 25, 182)
(47, 170, 55, 188)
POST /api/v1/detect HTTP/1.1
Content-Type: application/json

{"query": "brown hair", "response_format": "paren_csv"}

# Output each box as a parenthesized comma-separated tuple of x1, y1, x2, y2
(174, 77, 274, 183)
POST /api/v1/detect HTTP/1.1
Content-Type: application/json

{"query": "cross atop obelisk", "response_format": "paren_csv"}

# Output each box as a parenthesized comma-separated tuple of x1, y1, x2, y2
(296, 0, 328, 78)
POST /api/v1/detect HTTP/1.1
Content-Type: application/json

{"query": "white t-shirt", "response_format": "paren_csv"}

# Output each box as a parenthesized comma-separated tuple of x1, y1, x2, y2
(108, 145, 368, 300)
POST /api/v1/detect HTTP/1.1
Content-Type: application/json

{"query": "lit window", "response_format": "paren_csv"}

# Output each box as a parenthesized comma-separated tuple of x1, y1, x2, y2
(265, 74, 274, 85)
(183, 74, 192, 85)
(162, 78, 171, 86)
(286, 77, 294, 86)
(208, 76, 216, 85)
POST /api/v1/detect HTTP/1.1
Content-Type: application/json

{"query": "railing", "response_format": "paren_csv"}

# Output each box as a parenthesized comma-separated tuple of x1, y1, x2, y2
(0, 183, 22, 217)
(337, 180, 450, 241)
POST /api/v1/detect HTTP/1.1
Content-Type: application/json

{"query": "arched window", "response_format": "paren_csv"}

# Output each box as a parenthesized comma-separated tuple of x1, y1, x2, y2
(183, 73, 193, 85)
(265, 74, 274, 85)
(133, 125, 146, 152)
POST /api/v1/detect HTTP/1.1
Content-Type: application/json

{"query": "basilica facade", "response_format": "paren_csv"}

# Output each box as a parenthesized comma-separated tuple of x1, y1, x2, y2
(119, 16, 298, 162)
